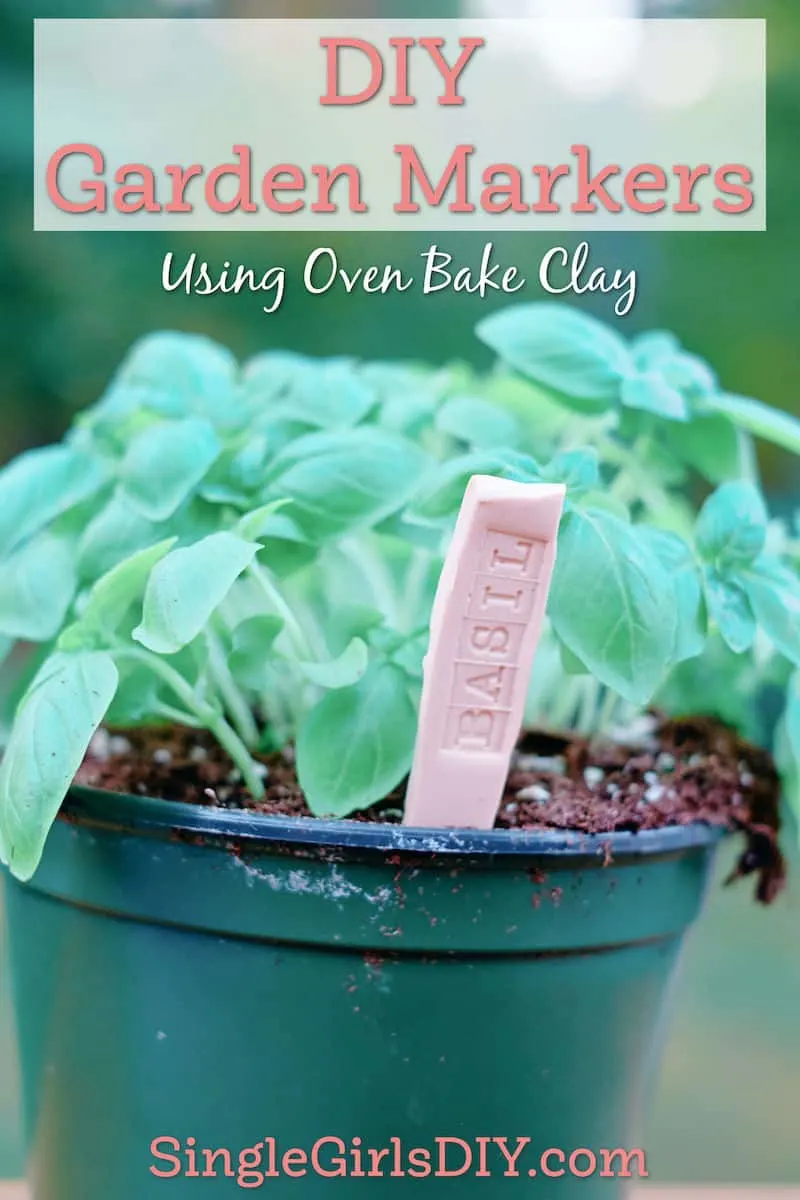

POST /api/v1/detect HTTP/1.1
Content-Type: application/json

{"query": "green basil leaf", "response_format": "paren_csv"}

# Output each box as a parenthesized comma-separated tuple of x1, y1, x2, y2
(409, 450, 540, 520)
(662, 413, 740, 483)
(549, 509, 676, 704)
(703, 393, 800, 456)
(660, 350, 716, 398)
(374, 511, 446, 554)
(89, 382, 188, 429)
(637, 437, 688, 488)
(379, 389, 438, 438)
(230, 435, 271, 489)
(0, 651, 118, 880)
(114, 331, 239, 427)
(197, 483, 253, 508)
(297, 637, 369, 690)
(266, 429, 428, 540)
(170, 497, 222, 546)
(133, 532, 259, 654)
(325, 605, 386, 656)
(196, 434, 274, 508)
(77, 538, 178, 636)
(255, 417, 317, 458)
(0, 535, 77, 642)
(656, 633, 761, 738)
(743, 568, 800, 665)
(0, 445, 108, 560)
(255, 517, 318, 578)
(621, 371, 690, 422)
(577, 491, 631, 521)
(476, 303, 634, 412)
(77, 490, 161, 581)
(703, 568, 756, 653)
(367, 627, 406, 656)
(483, 372, 573, 446)
(247, 356, 376, 429)
(120, 417, 221, 521)
(641, 528, 706, 662)
(242, 349, 304, 402)
(287, 362, 377, 428)
(631, 330, 681, 369)
(391, 630, 428, 680)
(296, 662, 416, 816)
(236, 501, 290, 542)
(558, 639, 589, 675)
(230, 615, 285, 689)
(695, 481, 768, 568)
(104, 662, 166, 726)
(539, 447, 599, 495)
(435, 395, 520, 450)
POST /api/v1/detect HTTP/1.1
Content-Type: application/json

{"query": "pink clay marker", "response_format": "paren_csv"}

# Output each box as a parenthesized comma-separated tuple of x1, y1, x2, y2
(404, 475, 565, 830)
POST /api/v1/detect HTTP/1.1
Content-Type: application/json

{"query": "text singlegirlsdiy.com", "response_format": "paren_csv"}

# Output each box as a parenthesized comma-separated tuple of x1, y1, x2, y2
(150, 1136, 648, 1185)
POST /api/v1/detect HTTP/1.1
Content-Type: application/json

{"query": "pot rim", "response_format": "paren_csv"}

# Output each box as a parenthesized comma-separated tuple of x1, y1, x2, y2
(63, 783, 728, 860)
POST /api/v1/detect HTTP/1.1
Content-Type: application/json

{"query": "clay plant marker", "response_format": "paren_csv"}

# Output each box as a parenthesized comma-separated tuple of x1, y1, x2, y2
(404, 475, 566, 830)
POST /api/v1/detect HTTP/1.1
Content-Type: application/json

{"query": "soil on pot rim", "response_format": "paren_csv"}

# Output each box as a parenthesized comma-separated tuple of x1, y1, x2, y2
(75, 713, 785, 904)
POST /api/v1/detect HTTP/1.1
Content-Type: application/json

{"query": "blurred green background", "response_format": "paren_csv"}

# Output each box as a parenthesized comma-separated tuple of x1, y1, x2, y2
(1, 0, 799, 1185)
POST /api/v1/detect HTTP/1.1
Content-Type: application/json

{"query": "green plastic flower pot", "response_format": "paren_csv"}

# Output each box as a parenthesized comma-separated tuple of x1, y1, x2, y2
(2, 784, 723, 1198)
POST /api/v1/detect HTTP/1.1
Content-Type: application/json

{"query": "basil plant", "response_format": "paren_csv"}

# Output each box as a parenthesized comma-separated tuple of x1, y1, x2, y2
(1, 303, 799, 881)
